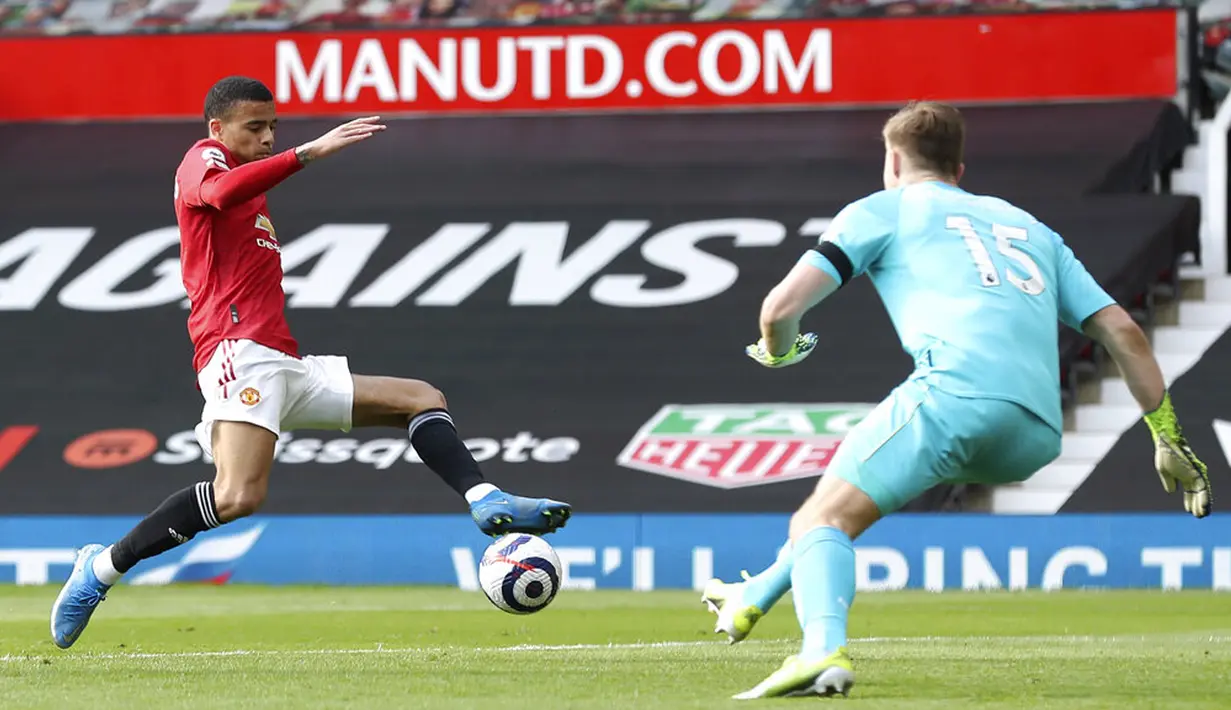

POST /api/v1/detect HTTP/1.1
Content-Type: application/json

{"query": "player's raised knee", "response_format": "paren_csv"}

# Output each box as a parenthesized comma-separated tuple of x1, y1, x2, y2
(213, 484, 266, 522)
(351, 375, 452, 428)
(400, 379, 447, 417)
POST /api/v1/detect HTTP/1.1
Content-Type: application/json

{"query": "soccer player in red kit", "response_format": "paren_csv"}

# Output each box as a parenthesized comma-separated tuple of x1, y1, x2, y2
(51, 77, 571, 649)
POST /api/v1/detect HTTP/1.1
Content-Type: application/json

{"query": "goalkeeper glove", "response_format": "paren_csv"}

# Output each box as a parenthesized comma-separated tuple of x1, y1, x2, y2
(1144, 391, 1212, 518)
(745, 333, 818, 369)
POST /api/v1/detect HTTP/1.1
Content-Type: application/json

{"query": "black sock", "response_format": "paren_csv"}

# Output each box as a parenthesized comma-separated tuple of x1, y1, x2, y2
(110, 482, 221, 573)
(409, 408, 486, 498)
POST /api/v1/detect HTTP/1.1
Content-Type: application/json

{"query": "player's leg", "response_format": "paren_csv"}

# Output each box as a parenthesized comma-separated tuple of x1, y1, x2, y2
(280, 352, 569, 536)
(51, 341, 284, 649)
(92, 421, 275, 577)
(95, 421, 274, 574)
(704, 389, 907, 643)
(734, 381, 947, 699)
(207, 421, 278, 520)
(350, 375, 484, 495)
(731, 479, 881, 699)
(104, 361, 286, 574)
(717, 393, 1061, 646)
(702, 540, 793, 643)
(350, 374, 570, 535)
(743, 542, 794, 609)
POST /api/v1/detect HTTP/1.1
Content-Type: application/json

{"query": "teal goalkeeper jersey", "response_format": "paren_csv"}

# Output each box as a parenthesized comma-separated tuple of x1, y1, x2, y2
(804, 181, 1115, 434)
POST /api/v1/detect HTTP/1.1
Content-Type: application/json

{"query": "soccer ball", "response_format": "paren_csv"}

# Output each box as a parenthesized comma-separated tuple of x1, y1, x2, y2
(478, 533, 562, 615)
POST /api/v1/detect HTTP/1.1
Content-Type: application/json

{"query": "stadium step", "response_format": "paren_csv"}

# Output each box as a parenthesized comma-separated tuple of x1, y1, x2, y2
(988, 487, 1069, 515)
(1197, 118, 1214, 144)
(1097, 381, 1139, 408)
(1018, 463, 1096, 489)
(1179, 263, 1207, 281)
(1149, 325, 1225, 354)
(1178, 301, 1231, 327)
(1058, 432, 1120, 461)
(1159, 352, 1207, 381)
(1073, 405, 1145, 433)
(1196, 277, 1231, 303)
(1171, 168, 1204, 196)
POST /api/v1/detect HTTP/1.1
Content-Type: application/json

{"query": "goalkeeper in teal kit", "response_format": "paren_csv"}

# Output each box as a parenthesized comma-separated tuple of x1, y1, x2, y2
(705, 102, 1213, 699)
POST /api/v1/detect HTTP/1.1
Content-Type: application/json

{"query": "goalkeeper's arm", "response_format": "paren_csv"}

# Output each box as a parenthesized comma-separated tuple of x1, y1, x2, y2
(758, 258, 840, 357)
(1080, 305, 1165, 412)
(1082, 304, 1211, 518)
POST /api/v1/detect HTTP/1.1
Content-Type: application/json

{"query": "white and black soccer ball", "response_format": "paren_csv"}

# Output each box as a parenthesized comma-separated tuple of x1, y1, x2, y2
(478, 533, 562, 615)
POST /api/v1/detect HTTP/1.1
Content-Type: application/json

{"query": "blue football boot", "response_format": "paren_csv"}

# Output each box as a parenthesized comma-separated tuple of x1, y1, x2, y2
(470, 490, 571, 536)
(50, 544, 111, 649)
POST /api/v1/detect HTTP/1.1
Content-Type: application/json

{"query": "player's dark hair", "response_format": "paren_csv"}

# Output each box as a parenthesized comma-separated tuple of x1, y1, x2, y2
(882, 101, 965, 179)
(204, 76, 275, 121)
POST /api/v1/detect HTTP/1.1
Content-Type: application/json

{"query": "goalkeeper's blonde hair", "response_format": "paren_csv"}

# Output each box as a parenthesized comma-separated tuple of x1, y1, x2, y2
(882, 102, 965, 180)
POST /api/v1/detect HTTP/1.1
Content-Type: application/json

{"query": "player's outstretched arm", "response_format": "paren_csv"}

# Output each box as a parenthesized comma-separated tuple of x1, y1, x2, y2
(197, 117, 387, 210)
(745, 259, 838, 368)
(1082, 305, 1211, 517)
(197, 151, 306, 210)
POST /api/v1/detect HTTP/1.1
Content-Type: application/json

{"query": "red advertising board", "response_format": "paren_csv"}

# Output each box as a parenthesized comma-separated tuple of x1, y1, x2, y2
(1, 11, 1178, 121)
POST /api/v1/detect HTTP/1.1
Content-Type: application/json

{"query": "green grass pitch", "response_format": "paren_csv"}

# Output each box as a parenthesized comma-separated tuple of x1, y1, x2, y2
(3, 586, 1230, 708)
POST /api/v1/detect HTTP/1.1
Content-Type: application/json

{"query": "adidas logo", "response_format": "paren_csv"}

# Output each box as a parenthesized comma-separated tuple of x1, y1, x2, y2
(168, 527, 189, 544)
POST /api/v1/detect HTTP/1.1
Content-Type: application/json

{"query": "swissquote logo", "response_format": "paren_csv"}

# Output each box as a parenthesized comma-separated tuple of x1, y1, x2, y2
(616, 404, 875, 489)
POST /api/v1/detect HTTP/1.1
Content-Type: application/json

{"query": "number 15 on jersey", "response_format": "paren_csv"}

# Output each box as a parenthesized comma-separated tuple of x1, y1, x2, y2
(946, 215, 1046, 296)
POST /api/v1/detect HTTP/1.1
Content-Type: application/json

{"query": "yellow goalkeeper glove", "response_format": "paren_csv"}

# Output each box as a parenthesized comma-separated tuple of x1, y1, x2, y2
(1144, 391, 1212, 518)
(745, 333, 818, 369)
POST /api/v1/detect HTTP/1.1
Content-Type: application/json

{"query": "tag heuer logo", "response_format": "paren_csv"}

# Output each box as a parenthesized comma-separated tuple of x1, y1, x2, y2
(616, 404, 875, 489)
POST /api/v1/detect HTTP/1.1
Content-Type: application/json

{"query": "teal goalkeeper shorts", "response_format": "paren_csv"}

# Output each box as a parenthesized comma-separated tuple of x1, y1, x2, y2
(826, 378, 1062, 514)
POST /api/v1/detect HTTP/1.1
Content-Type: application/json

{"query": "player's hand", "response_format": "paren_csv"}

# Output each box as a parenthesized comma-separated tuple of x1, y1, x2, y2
(1144, 391, 1212, 518)
(745, 333, 818, 368)
(296, 116, 387, 163)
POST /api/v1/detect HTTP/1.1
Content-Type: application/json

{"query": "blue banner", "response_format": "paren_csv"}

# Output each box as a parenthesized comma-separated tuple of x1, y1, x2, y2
(1, 514, 1228, 590)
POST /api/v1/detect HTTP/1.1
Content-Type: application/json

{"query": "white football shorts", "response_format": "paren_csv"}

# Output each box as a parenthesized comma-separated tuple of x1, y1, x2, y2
(194, 338, 353, 458)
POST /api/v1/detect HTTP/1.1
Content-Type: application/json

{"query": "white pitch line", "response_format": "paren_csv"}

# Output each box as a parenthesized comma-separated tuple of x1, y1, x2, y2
(499, 634, 1231, 649)
(858, 634, 1231, 644)
(494, 640, 756, 652)
(3, 634, 1228, 663)
(0, 641, 739, 663)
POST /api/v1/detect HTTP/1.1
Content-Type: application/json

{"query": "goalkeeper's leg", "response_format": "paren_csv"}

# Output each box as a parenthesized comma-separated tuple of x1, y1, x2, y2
(733, 381, 930, 698)
(702, 542, 792, 644)
(734, 383, 1061, 699)
(703, 385, 905, 644)
(706, 383, 909, 646)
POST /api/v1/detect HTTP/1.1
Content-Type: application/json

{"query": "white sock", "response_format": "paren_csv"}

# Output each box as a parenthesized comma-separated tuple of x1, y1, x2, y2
(91, 546, 123, 586)
(464, 483, 500, 504)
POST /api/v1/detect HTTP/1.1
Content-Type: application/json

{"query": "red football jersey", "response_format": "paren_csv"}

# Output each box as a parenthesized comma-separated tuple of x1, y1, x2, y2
(174, 139, 302, 373)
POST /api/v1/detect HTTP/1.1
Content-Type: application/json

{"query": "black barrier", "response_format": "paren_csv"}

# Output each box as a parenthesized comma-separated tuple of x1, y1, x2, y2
(0, 212, 910, 514)
(0, 101, 1198, 515)
(0, 203, 1197, 515)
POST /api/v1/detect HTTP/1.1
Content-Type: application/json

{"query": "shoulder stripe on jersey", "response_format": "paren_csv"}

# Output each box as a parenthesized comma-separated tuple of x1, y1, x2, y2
(813, 242, 853, 286)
